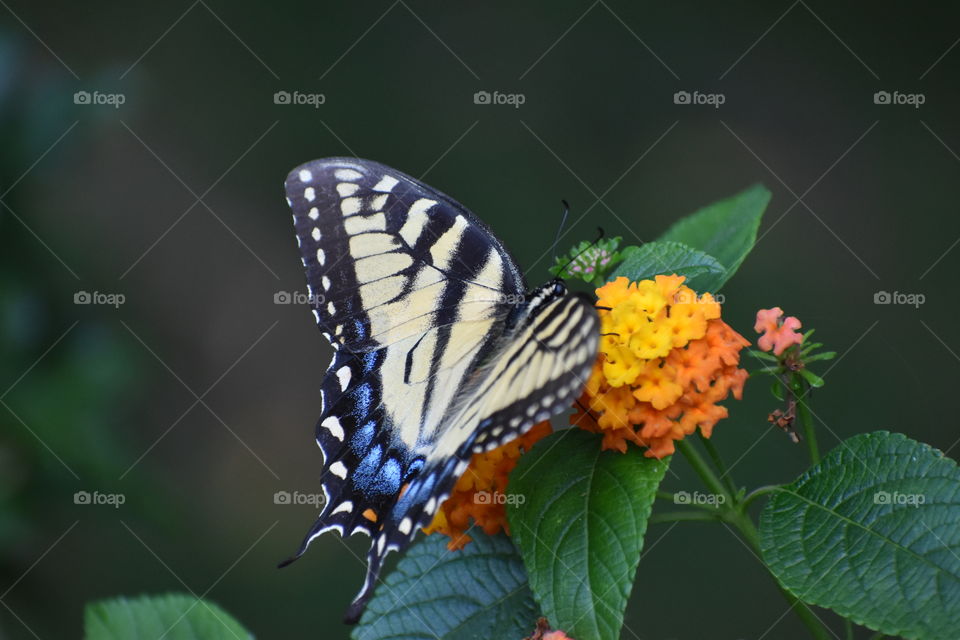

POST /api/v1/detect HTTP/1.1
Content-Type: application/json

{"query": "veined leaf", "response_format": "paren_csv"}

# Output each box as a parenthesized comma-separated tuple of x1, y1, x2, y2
(760, 431, 960, 639)
(658, 184, 770, 291)
(352, 530, 538, 640)
(507, 430, 669, 640)
(84, 593, 253, 640)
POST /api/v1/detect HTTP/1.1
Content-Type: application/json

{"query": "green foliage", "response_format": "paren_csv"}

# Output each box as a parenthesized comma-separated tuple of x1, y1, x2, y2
(84, 594, 253, 640)
(658, 184, 770, 291)
(507, 430, 669, 640)
(611, 240, 725, 286)
(760, 432, 960, 639)
(352, 529, 539, 640)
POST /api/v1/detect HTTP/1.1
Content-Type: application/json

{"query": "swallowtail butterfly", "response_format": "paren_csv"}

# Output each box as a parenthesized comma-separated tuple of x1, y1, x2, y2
(280, 158, 599, 622)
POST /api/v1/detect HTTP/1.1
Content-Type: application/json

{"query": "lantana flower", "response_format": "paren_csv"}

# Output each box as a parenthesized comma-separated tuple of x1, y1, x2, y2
(572, 275, 749, 458)
(754, 307, 803, 355)
(423, 421, 552, 549)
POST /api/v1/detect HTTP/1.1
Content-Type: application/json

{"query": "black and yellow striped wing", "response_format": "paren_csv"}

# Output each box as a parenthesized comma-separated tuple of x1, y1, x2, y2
(281, 158, 599, 623)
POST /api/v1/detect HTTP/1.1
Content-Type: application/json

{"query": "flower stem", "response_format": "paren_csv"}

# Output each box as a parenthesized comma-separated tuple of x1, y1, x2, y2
(727, 512, 832, 640)
(676, 439, 731, 502)
(680, 439, 831, 639)
(648, 510, 722, 524)
(739, 485, 782, 511)
(697, 432, 738, 496)
(794, 382, 820, 465)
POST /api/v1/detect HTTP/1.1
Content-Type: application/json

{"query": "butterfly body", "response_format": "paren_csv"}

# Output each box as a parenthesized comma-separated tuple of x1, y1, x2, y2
(281, 158, 599, 622)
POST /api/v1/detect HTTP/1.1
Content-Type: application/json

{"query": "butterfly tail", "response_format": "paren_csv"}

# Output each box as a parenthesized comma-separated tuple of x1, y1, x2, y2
(343, 545, 384, 624)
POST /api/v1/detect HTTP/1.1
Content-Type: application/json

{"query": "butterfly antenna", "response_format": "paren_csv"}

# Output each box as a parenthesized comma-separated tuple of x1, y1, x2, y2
(557, 226, 605, 279)
(550, 199, 571, 264)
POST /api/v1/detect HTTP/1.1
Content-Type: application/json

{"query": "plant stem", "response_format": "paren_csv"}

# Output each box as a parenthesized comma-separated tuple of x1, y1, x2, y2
(656, 490, 676, 502)
(676, 439, 731, 502)
(794, 382, 820, 465)
(679, 439, 832, 639)
(727, 512, 832, 640)
(648, 510, 722, 524)
(698, 432, 738, 495)
(739, 485, 782, 511)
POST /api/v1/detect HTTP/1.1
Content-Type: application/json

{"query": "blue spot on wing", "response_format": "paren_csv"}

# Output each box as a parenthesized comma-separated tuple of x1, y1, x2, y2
(352, 421, 376, 453)
(374, 458, 402, 495)
(351, 383, 372, 418)
(362, 351, 378, 374)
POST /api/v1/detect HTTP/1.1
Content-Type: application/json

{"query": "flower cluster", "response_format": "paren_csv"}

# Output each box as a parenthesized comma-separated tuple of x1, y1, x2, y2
(572, 275, 749, 458)
(423, 421, 552, 550)
(754, 307, 803, 355)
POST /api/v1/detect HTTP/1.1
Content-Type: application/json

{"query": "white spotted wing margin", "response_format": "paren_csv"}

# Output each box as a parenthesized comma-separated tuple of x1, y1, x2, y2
(279, 157, 599, 624)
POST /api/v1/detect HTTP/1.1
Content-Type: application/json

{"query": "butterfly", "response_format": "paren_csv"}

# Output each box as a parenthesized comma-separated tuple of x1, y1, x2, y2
(280, 157, 599, 623)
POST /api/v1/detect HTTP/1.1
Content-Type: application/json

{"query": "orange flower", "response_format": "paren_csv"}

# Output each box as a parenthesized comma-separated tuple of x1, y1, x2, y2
(423, 421, 552, 549)
(573, 275, 748, 458)
(755, 307, 803, 355)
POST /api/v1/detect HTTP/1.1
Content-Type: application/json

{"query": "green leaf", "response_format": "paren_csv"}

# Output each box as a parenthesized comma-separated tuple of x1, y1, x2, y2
(658, 184, 771, 291)
(760, 432, 960, 639)
(747, 349, 779, 363)
(770, 378, 785, 401)
(507, 430, 670, 640)
(84, 593, 253, 640)
(352, 530, 538, 640)
(611, 240, 725, 289)
(798, 369, 825, 388)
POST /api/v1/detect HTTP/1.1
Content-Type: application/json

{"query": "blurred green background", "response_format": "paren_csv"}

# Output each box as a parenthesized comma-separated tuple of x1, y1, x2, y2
(1, 1, 958, 638)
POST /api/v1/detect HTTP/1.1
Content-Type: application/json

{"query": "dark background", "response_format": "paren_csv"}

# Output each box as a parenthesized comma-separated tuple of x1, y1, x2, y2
(1, 2, 958, 638)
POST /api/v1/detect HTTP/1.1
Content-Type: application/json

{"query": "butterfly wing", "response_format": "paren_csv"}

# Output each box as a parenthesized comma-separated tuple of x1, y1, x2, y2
(352, 289, 599, 609)
(282, 160, 524, 572)
(282, 158, 599, 623)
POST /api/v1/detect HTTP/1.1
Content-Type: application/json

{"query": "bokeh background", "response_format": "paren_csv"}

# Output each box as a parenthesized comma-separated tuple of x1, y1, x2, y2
(2, 2, 959, 638)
